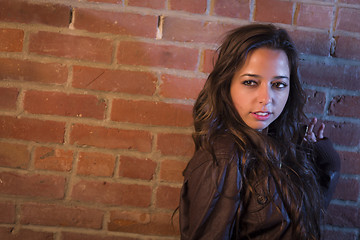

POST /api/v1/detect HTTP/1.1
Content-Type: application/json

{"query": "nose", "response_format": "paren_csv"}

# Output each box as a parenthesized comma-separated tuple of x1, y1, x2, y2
(258, 85, 272, 105)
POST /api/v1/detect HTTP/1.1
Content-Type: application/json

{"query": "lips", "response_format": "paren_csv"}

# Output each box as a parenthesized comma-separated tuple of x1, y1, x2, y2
(251, 111, 272, 121)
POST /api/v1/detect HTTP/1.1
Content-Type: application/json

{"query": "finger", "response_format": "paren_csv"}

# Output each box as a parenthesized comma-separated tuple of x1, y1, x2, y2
(308, 118, 317, 133)
(318, 123, 325, 139)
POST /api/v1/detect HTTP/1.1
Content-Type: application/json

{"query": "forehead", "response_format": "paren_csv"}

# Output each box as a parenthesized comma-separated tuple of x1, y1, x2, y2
(242, 48, 289, 70)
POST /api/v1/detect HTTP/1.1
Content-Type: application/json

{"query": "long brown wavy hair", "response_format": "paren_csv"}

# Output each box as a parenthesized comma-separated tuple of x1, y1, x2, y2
(193, 24, 322, 239)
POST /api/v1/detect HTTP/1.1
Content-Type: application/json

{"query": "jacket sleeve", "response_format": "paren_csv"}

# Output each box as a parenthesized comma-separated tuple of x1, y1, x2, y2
(179, 150, 241, 240)
(312, 138, 341, 208)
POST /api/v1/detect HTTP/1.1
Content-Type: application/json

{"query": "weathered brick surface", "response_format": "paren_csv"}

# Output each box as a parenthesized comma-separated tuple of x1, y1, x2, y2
(74, 9, 157, 38)
(0, 227, 54, 240)
(159, 159, 186, 183)
(21, 203, 103, 228)
(108, 210, 179, 236)
(24, 90, 107, 119)
(297, 3, 333, 29)
(71, 180, 152, 207)
(0, 58, 68, 84)
(77, 151, 116, 177)
(213, 0, 250, 19)
(0, 116, 65, 143)
(0, 142, 30, 169)
(333, 177, 359, 202)
(328, 95, 360, 118)
(157, 133, 194, 157)
(127, 0, 165, 9)
(325, 204, 360, 228)
(0, 172, 65, 199)
(0, 28, 24, 52)
(156, 185, 181, 209)
(0, 87, 18, 110)
(0, 0, 359, 238)
(117, 41, 199, 70)
(34, 147, 73, 172)
(72, 66, 157, 95)
(168, 0, 207, 14)
(29, 31, 113, 63)
(254, 0, 293, 24)
(0, 202, 15, 223)
(0, 1, 70, 27)
(336, 7, 360, 33)
(162, 17, 237, 44)
(118, 156, 157, 180)
(111, 99, 193, 127)
(70, 124, 152, 152)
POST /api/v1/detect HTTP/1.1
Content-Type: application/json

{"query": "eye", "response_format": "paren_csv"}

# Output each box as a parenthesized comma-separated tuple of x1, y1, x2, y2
(242, 80, 257, 86)
(272, 81, 288, 89)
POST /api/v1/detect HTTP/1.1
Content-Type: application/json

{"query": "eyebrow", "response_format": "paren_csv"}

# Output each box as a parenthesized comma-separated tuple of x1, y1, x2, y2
(240, 74, 289, 80)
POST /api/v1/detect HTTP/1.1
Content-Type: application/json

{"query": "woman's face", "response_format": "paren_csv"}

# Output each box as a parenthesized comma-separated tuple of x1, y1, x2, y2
(230, 48, 290, 130)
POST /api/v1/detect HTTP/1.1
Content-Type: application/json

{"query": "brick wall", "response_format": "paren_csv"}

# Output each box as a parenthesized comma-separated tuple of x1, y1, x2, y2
(0, 0, 359, 239)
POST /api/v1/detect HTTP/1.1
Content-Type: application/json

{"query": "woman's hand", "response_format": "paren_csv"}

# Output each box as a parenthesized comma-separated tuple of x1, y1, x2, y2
(304, 118, 325, 143)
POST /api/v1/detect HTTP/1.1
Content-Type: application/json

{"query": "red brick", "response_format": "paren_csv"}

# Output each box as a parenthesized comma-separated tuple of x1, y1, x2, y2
(329, 95, 360, 118)
(0, 142, 29, 169)
(336, 7, 360, 33)
(304, 89, 325, 114)
(157, 133, 194, 157)
(0, 172, 65, 199)
(70, 124, 152, 152)
(34, 147, 73, 172)
(254, 0, 293, 24)
(213, 0, 250, 19)
(339, 151, 360, 175)
(62, 232, 134, 240)
(108, 210, 179, 236)
(335, 35, 360, 61)
(169, 0, 207, 14)
(119, 156, 156, 180)
(72, 66, 157, 96)
(159, 159, 186, 183)
(24, 90, 106, 119)
(322, 230, 356, 240)
(0, 227, 54, 240)
(325, 204, 360, 228)
(71, 180, 152, 207)
(112, 99, 193, 127)
(117, 41, 199, 71)
(160, 74, 205, 100)
(339, 0, 360, 3)
(299, 60, 360, 91)
(0, 202, 15, 223)
(21, 203, 103, 229)
(0, 58, 67, 84)
(322, 120, 360, 147)
(128, 0, 165, 9)
(156, 185, 181, 209)
(333, 177, 359, 201)
(0, 116, 65, 143)
(74, 9, 157, 38)
(0, 29, 23, 52)
(29, 31, 113, 63)
(0, 1, 70, 27)
(0, 87, 18, 110)
(201, 49, 217, 73)
(290, 30, 330, 56)
(297, 4, 333, 29)
(77, 151, 115, 177)
(86, 0, 122, 3)
(163, 17, 237, 44)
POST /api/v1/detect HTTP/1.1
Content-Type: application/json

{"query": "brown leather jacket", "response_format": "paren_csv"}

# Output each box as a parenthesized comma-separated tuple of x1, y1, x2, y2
(179, 135, 340, 240)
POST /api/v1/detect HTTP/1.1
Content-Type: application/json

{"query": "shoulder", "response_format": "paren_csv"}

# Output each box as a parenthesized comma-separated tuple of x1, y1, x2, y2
(183, 134, 237, 179)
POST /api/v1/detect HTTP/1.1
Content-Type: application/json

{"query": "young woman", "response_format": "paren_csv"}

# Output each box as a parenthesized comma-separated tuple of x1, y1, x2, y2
(179, 24, 340, 240)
